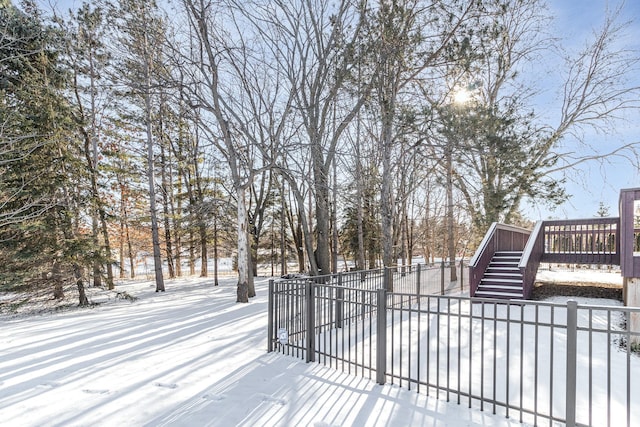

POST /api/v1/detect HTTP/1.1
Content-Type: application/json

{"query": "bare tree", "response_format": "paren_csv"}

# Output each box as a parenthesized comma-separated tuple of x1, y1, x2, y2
(259, 0, 373, 277)
(368, 0, 478, 286)
(179, 0, 294, 301)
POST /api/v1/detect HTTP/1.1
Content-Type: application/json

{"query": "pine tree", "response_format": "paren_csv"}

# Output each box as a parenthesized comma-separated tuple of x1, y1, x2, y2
(62, 2, 116, 289)
(108, 0, 168, 292)
(0, 1, 91, 304)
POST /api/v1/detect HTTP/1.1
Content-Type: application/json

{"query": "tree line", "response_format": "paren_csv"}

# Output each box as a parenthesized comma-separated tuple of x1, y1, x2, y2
(1, 0, 638, 303)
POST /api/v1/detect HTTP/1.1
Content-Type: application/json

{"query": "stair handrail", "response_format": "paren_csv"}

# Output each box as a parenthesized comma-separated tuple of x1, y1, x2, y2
(469, 222, 499, 296)
(469, 222, 498, 267)
(518, 220, 544, 299)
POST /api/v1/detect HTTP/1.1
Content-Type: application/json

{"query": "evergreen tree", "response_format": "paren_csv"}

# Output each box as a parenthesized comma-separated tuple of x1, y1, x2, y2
(438, 101, 566, 232)
(63, 2, 116, 289)
(0, 0, 91, 304)
(108, 0, 168, 292)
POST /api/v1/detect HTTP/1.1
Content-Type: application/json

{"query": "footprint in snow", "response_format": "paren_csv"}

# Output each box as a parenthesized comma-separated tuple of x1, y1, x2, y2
(154, 382, 178, 389)
(201, 394, 226, 401)
(82, 389, 110, 395)
(38, 381, 62, 388)
(260, 394, 287, 406)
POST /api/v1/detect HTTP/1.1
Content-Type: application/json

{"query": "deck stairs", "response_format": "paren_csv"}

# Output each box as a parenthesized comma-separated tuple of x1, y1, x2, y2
(475, 251, 524, 299)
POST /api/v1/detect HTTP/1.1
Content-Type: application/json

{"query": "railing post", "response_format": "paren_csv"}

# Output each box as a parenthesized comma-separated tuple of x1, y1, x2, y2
(566, 300, 578, 427)
(268, 279, 274, 352)
(441, 261, 445, 295)
(305, 280, 316, 363)
(336, 272, 343, 329)
(459, 259, 464, 292)
(416, 264, 421, 296)
(376, 288, 387, 385)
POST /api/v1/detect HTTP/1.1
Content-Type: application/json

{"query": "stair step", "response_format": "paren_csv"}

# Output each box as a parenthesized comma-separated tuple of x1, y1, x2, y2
(484, 271, 522, 276)
(477, 283, 522, 290)
(475, 290, 523, 299)
(478, 283, 523, 291)
(474, 250, 525, 300)
(485, 272, 521, 278)
(480, 277, 522, 284)
(484, 280, 522, 285)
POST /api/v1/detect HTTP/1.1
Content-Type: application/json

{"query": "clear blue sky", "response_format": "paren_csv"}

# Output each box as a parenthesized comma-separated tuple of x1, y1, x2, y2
(36, 0, 640, 220)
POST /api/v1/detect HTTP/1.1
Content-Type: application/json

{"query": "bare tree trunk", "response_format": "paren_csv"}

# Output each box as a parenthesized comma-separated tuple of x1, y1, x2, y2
(189, 229, 196, 276)
(313, 158, 331, 277)
(355, 126, 366, 275)
(119, 210, 126, 279)
(446, 145, 457, 281)
(380, 115, 395, 272)
(98, 191, 115, 289)
(280, 179, 287, 276)
(142, 31, 165, 292)
(91, 219, 102, 287)
(160, 141, 176, 279)
(236, 187, 250, 302)
(286, 196, 305, 273)
(280, 171, 317, 275)
(194, 164, 207, 277)
(199, 224, 208, 277)
(173, 191, 182, 277)
(122, 198, 135, 279)
(74, 264, 89, 306)
(213, 211, 219, 286)
(331, 158, 338, 273)
(127, 231, 135, 279)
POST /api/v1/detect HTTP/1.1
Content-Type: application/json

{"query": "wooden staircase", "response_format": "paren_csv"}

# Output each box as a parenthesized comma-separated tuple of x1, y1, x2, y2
(474, 251, 524, 299)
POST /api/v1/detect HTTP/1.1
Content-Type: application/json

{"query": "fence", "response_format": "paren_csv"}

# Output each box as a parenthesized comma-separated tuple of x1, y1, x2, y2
(268, 276, 640, 427)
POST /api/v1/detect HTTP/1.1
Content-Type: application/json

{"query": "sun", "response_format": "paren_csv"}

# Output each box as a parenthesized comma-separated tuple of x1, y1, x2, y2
(453, 87, 472, 105)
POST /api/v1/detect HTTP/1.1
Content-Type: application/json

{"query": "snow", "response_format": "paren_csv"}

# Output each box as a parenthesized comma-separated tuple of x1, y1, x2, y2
(536, 264, 623, 285)
(0, 272, 634, 427)
(0, 277, 524, 427)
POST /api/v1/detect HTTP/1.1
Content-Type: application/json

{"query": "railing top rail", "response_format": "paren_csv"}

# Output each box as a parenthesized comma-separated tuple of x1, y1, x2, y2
(542, 217, 620, 226)
(493, 223, 533, 233)
(274, 262, 442, 291)
(469, 222, 498, 267)
(519, 220, 544, 269)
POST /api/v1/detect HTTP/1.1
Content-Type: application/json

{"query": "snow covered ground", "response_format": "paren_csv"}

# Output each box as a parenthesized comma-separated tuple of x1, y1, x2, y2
(0, 270, 632, 427)
(536, 264, 623, 285)
(0, 277, 527, 427)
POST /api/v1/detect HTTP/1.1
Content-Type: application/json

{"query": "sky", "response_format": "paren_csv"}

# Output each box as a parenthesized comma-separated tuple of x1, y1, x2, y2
(522, 0, 640, 220)
(32, 0, 640, 221)
(0, 273, 636, 427)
